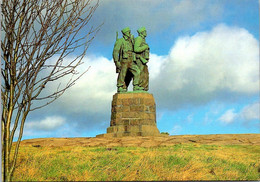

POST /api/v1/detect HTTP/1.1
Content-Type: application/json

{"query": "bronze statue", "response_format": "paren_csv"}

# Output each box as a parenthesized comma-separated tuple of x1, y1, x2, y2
(112, 27, 143, 93)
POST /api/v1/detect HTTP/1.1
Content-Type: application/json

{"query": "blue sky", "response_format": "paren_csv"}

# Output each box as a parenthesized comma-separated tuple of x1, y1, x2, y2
(19, 0, 259, 140)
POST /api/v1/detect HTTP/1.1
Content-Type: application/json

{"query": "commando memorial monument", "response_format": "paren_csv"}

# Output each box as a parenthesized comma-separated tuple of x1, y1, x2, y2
(97, 27, 161, 137)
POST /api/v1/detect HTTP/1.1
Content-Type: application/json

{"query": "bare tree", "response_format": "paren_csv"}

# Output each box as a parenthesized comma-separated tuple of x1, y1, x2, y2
(1, 0, 101, 181)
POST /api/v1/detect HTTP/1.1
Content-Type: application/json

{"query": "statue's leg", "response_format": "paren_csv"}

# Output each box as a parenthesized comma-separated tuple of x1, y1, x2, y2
(143, 65, 149, 91)
(117, 62, 128, 92)
(136, 59, 144, 86)
(129, 63, 143, 91)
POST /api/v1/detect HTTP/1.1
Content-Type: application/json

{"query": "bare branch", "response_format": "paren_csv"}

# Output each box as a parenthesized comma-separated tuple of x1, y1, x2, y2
(1, 0, 101, 180)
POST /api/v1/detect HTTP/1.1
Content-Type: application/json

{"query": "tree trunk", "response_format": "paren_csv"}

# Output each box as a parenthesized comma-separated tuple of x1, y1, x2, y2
(3, 124, 10, 182)
(3, 81, 14, 181)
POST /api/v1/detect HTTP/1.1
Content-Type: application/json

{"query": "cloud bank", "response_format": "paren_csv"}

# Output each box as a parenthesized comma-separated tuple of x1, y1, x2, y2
(152, 24, 259, 109)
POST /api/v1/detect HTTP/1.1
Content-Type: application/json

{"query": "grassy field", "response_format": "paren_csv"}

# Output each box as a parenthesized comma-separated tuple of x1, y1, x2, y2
(11, 143, 260, 181)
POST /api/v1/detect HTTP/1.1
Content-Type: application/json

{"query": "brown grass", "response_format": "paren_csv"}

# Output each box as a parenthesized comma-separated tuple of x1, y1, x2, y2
(10, 143, 260, 181)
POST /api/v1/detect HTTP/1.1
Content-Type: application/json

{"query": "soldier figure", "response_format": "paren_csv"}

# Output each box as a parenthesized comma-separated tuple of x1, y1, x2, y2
(113, 27, 143, 93)
(134, 27, 150, 91)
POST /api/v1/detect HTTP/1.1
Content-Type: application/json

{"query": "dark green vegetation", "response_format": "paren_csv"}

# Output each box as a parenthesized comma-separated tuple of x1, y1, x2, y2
(12, 144, 260, 181)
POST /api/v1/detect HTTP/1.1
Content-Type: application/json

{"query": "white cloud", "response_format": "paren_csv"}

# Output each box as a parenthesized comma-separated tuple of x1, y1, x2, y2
(240, 102, 260, 121)
(217, 102, 259, 125)
(55, 55, 116, 114)
(151, 24, 259, 109)
(218, 109, 238, 124)
(26, 116, 66, 131)
(149, 54, 166, 80)
(31, 55, 117, 132)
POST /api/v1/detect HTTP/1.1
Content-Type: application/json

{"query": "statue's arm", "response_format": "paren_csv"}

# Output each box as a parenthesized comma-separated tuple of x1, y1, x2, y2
(112, 40, 121, 62)
(113, 40, 122, 71)
(134, 37, 149, 53)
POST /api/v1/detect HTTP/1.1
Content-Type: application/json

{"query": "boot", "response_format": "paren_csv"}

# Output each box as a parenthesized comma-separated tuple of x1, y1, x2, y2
(133, 86, 144, 91)
(118, 87, 127, 93)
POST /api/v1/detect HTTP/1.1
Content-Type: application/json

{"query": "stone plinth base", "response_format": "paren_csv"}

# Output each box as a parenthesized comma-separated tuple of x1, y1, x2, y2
(97, 92, 161, 137)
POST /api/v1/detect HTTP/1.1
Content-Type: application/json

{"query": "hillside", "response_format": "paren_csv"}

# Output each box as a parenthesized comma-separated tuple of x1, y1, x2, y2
(20, 133, 260, 147)
(11, 133, 260, 181)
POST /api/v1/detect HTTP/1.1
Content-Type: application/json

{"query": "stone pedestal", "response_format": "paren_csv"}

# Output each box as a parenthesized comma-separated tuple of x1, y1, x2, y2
(97, 92, 161, 137)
